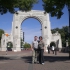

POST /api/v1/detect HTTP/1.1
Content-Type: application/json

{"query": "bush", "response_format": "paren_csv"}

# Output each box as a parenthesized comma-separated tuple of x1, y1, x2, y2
(61, 47, 69, 53)
(24, 43, 31, 49)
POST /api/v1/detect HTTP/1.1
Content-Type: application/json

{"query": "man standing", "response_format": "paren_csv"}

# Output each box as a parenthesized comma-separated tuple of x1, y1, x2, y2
(31, 36, 38, 64)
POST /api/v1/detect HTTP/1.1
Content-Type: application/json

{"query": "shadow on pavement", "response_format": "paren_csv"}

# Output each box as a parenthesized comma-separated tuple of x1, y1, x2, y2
(0, 56, 19, 60)
(21, 56, 70, 63)
(21, 56, 32, 63)
(44, 56, 70, 62)
(0, 56, 11, 60)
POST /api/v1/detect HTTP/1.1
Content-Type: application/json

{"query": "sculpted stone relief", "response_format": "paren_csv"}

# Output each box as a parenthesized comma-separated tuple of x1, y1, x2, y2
(19, 15, 43, 25)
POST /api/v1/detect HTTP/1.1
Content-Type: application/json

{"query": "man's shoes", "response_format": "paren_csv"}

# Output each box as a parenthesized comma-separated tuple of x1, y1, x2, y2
(32, 62, 37, 64)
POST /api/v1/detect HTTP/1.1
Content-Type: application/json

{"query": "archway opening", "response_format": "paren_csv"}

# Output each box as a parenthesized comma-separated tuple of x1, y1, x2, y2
(7, 42, 13, 51)
(21, 18, 42, 50)
(50, 42, 56, 47)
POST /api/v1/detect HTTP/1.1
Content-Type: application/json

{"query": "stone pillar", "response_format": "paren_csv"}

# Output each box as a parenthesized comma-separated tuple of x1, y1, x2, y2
(42, 13, 51, 52)
(1, 34, 7, 51)
(46, 14, 52, 45)
(58, 34, 62, 49)
(12, 14, 21, 52)
(42, 22, 48, 52)
(42, 18, 48, 51)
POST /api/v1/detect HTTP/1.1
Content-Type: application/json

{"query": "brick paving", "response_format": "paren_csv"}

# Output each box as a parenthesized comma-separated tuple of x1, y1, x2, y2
(0, 50, 70, 70)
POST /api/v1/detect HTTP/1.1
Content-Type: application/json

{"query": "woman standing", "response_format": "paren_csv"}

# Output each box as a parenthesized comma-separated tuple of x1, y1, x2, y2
(38, 36, 45, 65)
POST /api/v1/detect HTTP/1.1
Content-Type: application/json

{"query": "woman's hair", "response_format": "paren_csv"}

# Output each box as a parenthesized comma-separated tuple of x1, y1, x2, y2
(39, 36, 43, 39)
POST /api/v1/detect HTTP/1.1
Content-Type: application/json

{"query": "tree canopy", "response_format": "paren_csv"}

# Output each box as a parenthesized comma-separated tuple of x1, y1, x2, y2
(0, 0, 37, 14)
(23, 42, 31, 49)
(0, 29, 4, 45)
(0, 29, 4, 39)
(42, 0, 70, 19)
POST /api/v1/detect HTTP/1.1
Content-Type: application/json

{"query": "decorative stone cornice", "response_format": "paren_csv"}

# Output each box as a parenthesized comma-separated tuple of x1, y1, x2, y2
(17, 10, 45, 16)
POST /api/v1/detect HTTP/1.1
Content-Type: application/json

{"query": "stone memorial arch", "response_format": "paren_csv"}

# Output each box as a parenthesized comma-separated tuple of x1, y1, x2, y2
(12, 10, 52, 51)
(0, 10, 62, 52)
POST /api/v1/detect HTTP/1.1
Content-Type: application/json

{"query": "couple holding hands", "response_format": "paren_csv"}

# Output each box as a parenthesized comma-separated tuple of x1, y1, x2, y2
(31, 36, 46, 65)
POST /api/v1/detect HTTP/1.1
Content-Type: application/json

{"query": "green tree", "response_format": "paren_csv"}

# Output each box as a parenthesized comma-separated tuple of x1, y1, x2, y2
(51, 28, 59, 34)
(21, 38, 24, 48)
(24, 43, 31, 49)
(42, 0, 70, 47)
(42, 0, 70, 19)
(0, 29, 4, 45)
(0, 29, 4, 38)
(0, 0, 38, 14)
(42, 0, 70, 45)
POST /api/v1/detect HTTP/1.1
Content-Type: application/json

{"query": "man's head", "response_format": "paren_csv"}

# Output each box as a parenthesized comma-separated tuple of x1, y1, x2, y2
(34, 36, 38, 41)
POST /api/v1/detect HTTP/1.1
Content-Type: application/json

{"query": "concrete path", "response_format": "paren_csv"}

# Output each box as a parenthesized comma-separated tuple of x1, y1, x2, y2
(0, 51, 70, 70)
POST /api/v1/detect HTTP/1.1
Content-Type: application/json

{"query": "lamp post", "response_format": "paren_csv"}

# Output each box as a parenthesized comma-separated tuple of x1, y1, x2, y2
(66, 40, 68, 47)
(68, 5, 70, 59)
(68, 6, 70, 35)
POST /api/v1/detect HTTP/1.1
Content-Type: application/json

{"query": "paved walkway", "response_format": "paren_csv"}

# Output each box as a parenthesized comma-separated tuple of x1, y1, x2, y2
(0, 50, 70, 70)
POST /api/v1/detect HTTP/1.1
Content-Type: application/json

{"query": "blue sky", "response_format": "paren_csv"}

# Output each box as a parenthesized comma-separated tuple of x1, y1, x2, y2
(0, 0, 69, 44)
